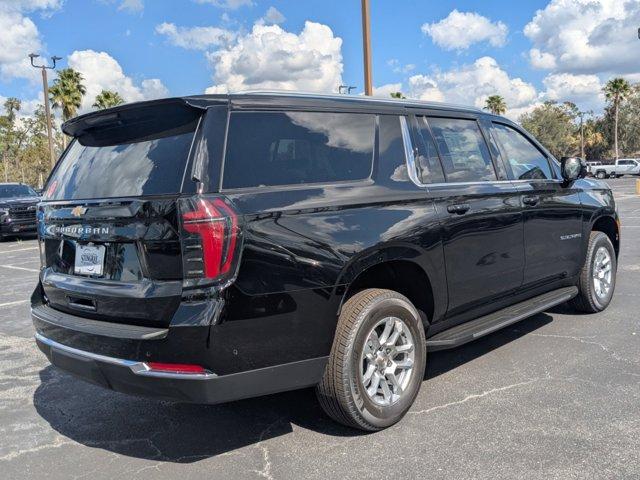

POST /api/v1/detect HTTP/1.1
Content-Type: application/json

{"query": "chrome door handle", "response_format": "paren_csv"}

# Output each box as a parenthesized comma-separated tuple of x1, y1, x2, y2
(522, 195, 540, 206)
(447, 203, 471, 215)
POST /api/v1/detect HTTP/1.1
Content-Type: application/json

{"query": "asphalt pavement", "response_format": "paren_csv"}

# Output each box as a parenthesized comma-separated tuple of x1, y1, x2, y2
(0, 177, 638, 479)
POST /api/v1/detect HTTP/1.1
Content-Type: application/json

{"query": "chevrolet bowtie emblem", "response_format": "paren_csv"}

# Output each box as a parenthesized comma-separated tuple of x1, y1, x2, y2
(71, 206, 87, 217)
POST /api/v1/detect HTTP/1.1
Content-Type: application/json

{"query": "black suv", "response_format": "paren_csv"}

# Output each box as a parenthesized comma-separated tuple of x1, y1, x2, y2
(0, 183, 40, 240)
(32, 93, 619, 431)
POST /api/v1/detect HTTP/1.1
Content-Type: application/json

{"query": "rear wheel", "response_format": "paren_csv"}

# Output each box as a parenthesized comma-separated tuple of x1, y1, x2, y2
(316, 288, 426, 431)
(596, 171, 607, 179)
(570, 231, 617, 313)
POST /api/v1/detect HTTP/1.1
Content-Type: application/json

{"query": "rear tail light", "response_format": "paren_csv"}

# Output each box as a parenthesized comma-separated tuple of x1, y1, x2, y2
(179, 195, 242, 287)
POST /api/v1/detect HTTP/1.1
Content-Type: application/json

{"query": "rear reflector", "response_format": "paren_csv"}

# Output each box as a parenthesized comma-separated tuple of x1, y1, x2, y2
(146, 362, 206, 374)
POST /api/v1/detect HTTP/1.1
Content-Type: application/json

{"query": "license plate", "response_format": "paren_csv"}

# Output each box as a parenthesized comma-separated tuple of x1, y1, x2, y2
(74, 243, 106, 276)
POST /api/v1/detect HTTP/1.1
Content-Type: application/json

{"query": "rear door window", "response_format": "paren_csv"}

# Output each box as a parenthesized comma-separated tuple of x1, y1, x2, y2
(427, 117, 497, 182)
(222, 112, 374, 189)
(491, 123, 553, 180)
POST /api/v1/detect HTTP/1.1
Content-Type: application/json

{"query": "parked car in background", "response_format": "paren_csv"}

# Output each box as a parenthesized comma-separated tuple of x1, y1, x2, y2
(0, 183, 40, 240)
(32, 93, 619, 431)
(614, 159, 640, 176)
(589, 158, 640, 179)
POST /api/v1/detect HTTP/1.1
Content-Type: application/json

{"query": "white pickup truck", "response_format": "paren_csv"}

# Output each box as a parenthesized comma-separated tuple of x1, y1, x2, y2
(589, 159, 640, 179)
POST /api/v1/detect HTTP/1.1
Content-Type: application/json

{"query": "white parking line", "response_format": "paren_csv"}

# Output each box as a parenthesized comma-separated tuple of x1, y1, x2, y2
(0, 299, 29, 308)
(0, 265, 39, 273)
(0, 247, 38, 253)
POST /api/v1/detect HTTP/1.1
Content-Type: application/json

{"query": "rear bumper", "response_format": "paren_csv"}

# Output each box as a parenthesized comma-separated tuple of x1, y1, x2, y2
(35, 332, 327, 404)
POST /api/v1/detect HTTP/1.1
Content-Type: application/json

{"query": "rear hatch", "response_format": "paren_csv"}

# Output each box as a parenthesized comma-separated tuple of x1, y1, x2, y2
(39, 99, 208, 328)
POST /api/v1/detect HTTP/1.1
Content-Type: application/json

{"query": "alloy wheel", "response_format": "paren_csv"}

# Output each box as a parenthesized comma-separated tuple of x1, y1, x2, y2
(360, 316, 415, 406)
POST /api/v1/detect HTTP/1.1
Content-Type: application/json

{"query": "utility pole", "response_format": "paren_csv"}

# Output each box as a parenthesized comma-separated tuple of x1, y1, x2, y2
(361, 0, 373, 96)
(578, 110, 593, 159)
(29, 53, 61, 170)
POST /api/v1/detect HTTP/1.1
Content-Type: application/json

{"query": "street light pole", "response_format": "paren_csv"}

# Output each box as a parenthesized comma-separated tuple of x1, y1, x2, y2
(361, 0, 373, 96)
(29, 54, 61, 170)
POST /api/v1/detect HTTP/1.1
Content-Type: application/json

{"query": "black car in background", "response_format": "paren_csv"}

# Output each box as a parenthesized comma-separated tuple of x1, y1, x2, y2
(32, 93, 619, 431)
(0, 183, 40, 240)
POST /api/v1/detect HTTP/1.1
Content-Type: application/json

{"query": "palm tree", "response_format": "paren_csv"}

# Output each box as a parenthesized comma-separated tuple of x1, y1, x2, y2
(390, 92, 406, 99)
(93, 90, 125, 110)
(49, 68, 86, 123)
(484, 95, 507, 115)
(4, 98, 21, 124)
(603, 77, 631, 160)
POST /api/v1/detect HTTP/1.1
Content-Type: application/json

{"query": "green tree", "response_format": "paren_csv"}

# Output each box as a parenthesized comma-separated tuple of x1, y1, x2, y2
(519, 101, 578, 159)
(603, 77, 631, 160)
(390, 92, 406, 99)
(484, 95, 507, 115)
(1, 98, 21, 182)
(49, 68, 86, 122)
(93, 90, 125, 110)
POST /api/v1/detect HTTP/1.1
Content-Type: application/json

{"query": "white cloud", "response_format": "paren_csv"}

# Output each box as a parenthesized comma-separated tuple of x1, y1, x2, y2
(194, 0, 253, 9)
(0, 1, 63, 13)
(67, 50, 169, 113)
(541, 73, 604, 110)
(205, 21, 343, 94)
(261, 6, 285, 25)
(155, 22, 235, 50)
(0, 10, 41, 81)
(421, 9, 508, 51)
(524, 0, 640, 76)
(0, 0, 62, 82)
(387, 59, 415, 74)
(408, 57, 537, 116)
(372, 83, 403, 98)
(528, 48, 557, 70)
(118, 0, 143, 13)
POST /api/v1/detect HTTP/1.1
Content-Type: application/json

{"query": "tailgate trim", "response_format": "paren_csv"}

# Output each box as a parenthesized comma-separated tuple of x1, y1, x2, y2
(32, 304, 169, 340)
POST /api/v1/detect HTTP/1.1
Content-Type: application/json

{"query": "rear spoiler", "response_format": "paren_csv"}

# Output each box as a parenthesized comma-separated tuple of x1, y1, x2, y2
(62, 97, 219, 147)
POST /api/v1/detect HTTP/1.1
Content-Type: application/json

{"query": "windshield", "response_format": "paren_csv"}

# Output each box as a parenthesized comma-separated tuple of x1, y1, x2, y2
(0, 184, 37, 198)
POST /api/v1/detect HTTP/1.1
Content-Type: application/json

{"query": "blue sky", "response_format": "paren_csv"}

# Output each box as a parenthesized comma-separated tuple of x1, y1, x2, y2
(1, 0, 638, 119)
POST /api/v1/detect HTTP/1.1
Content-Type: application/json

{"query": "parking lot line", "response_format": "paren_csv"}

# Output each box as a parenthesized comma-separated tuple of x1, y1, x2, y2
(0, 265, 39, 273)
(0, 247, 38, 253)
(0, 299, 29, 308)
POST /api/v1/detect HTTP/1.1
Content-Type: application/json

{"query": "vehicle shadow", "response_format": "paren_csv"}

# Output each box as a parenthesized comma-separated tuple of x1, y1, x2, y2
(33, 312, 553, 463)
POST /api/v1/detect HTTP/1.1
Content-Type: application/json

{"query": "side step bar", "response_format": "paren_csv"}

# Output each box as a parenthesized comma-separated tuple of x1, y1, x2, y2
(426, 286, 578, 351)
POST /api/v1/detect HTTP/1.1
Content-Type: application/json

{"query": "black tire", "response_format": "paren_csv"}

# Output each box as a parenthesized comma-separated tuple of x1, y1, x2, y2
(596, 171, 606, 179)
(570, 231, 617, 313)
(316, 288, 427, 431)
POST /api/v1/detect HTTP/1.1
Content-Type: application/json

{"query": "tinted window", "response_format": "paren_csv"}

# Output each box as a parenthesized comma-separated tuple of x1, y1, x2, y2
(0, 184, 37, 198)
(46, 132, 196, 200)
(427, 117, 496, 182)
(492, 123, 553, 180)
(414, 117, 446, 184)
(223, 112, 374, 189)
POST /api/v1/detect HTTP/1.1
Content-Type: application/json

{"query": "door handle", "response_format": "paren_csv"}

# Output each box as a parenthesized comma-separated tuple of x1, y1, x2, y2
(447, 203, 471, 215)
(522, 195, 540, 206)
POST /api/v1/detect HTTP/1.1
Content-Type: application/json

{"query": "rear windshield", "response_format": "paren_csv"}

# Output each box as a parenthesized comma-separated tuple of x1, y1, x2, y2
(45, 133, 195, 200)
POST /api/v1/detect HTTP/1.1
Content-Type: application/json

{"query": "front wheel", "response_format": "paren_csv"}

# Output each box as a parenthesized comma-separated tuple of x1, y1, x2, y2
(570, 231, 617, 313)
(316, 289, 426, 431)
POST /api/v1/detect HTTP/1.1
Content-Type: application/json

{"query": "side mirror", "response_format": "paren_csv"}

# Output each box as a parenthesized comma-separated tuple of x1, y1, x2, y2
(560, 157, 587, 182)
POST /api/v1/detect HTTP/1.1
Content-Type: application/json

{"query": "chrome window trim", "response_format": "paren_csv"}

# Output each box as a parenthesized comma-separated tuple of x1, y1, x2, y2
(399, 116, 563, 189)
(35, 332, 217, 380)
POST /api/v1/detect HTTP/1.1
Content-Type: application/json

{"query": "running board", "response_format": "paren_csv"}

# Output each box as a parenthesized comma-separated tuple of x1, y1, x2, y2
(426, 286, 578, 351)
